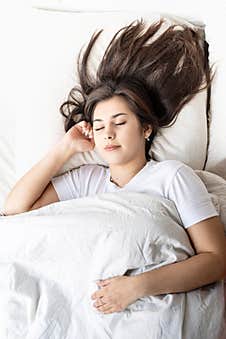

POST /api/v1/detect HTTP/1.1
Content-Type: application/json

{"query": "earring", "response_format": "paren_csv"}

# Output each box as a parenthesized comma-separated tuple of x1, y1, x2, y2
(145, 135, 150, 142)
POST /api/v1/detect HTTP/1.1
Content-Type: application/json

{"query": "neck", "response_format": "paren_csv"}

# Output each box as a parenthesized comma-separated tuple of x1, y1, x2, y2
(109, 158, 147, 188)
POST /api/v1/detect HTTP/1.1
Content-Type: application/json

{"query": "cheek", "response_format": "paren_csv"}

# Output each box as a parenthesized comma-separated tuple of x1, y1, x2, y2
(93, 134, 102, 148)
(122, 127, 143, 144)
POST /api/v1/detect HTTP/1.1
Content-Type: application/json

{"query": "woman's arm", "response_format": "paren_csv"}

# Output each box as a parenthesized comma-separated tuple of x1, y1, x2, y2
(3, 141, 73, 215)
(3, 121, 95, 215)
(132, 216, 226, 298)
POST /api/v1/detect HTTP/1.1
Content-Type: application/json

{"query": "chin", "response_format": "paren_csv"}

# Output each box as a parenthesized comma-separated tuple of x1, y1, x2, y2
(105, 156, 131, 166)
(98, 148, 135, 165)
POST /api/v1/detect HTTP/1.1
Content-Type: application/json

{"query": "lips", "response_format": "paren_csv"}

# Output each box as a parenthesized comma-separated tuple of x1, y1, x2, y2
(104, 145, 120, 151)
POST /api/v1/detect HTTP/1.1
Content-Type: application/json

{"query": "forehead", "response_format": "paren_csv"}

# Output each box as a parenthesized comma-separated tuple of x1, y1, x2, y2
(93, 96, 135, 121)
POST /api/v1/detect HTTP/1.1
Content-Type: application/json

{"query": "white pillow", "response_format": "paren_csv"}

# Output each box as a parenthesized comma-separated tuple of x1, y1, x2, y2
(195, 170, 226, 231)
(14, 9, 208, 179)
(203, 13, 226, 180)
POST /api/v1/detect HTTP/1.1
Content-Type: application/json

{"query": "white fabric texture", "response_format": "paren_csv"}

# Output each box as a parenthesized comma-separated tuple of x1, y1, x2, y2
(204, 5, 226, 180)
(0, 191, 225, 339)
(195, 170, 226, 231)
(52, 160, 218, 229)
(0, 135, 15, 210)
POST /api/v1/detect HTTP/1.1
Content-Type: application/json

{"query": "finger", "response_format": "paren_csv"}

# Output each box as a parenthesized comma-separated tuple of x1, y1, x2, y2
(81, 125, 93, 137)
(97, 282, 109, 288)
(81, 128, 91, 138)
(89, 139, 95, 148)
(94, 296, 106, 306)
(94, 304, 106, 310)
(102, 277, 115, 283)
(77, 120, 87, 127)
(102, 308, 115, 314)
(97, 280, 110, 287)
(86, 122, 92, 128)
(88, 129, 93, 138)
(97, 304, 113, 312)
(83, 129, 90, 137)
(86, 125, 93, 134)
(91, 290, 104, 300)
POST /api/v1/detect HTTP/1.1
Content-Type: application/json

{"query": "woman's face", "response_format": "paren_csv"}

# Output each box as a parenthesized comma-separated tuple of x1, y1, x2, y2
(92, 95, 152, 166)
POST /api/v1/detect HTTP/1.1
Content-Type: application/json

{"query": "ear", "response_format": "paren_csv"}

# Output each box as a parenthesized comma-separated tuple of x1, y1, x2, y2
(143, 124, 152, 138)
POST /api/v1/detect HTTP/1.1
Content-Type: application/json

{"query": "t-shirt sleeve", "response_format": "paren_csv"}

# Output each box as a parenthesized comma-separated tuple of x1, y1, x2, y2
(51, 167, 80, 201)
(51, 164, 107, 201)
(168, 164, 219, 228)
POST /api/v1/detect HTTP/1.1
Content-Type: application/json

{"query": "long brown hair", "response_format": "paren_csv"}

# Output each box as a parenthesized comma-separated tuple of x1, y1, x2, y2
(60, 18, 212, 161)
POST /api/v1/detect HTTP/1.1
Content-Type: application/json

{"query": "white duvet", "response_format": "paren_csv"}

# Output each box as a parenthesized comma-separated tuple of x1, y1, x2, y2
(0, 191, 225, 339)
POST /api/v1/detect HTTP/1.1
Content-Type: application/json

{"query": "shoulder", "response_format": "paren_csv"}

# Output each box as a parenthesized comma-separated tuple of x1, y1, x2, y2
(148, 159, 202, 198)
(150, 158, 184, 168)
(171, 162, 200, 182)
(153, 159, 199, 178)
(162, 160, 203, 191)
(149, 159, 185, 176)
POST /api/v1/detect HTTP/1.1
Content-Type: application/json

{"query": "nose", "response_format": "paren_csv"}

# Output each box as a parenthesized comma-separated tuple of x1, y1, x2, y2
(104, 125, 115, 140)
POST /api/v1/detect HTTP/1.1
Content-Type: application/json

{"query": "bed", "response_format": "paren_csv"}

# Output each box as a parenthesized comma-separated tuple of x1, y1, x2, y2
(0, 3, 226, 338)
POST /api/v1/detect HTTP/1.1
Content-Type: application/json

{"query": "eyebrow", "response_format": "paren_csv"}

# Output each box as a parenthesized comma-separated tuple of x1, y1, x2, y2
(93, 113, 128, 123)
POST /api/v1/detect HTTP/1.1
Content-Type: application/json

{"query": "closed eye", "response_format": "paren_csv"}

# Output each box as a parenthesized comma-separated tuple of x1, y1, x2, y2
(116, 122, 126, 126)
(94, 122, 126, 131)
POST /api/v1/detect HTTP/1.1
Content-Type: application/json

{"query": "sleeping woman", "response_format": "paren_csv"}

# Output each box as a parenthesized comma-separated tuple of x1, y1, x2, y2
(3, 19, 226, 315)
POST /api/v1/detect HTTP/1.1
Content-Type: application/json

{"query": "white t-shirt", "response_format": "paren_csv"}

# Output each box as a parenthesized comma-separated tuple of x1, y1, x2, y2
(51, 159, 218, 229)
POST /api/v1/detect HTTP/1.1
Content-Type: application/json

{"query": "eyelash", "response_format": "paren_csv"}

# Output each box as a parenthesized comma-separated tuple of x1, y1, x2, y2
(94, 122, 126, 131)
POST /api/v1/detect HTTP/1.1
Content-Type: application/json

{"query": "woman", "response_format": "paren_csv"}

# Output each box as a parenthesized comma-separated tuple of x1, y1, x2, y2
(3, 19, 226, 315)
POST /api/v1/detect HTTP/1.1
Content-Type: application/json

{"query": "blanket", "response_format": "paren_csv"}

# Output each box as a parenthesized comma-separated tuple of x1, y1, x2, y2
(0, 191, 225, 339)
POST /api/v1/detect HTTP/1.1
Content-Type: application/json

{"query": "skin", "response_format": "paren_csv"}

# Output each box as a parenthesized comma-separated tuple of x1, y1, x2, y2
(90, 95, 152, 187)
(92, 276, 138, 314)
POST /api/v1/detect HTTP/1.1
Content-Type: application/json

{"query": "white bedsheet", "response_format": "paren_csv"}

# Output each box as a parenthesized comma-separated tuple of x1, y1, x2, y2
(0, 191, 225, 339)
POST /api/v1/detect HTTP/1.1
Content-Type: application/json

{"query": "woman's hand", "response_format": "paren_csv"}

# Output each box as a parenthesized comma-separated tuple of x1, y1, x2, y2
(91, 276, 139, 314)
(61, 121, 95, 155)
